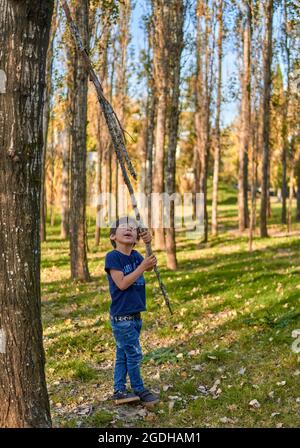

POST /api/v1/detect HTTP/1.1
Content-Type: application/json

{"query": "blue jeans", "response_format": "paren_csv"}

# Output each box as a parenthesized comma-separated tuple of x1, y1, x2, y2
(110, 317, 145, 393)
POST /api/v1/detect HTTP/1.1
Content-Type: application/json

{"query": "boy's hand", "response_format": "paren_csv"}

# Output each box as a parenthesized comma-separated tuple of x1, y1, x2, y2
(141, 254, 157, 271)
(140, 229, 152, 244)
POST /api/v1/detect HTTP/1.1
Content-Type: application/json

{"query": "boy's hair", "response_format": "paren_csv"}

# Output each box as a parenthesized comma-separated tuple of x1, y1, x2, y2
(109, 216, 140, 248)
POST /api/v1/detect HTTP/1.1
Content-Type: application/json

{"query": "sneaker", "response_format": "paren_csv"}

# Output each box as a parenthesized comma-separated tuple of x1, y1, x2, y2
(134, 388, 160, 406)
(110, 390, 141, 405)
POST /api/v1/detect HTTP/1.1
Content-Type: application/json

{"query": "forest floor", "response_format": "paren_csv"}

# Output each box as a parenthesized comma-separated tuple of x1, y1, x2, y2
(42, 184, 300, 428)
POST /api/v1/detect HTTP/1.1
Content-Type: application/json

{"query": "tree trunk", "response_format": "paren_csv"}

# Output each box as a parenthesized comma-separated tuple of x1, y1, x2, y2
(0, 0, 53, 427)
(95, 16, 110, 245)
(145, 90, 156, 229)
(49, 123, 56, 227)
(193, 145, 200, 221)
(115, 0, 131, 220)
(69, 0, 90, 281)
(195, 0, 212, 244)
(238, 0, 251, 232)
(281, 0, 291, 225)
(212, 0, 223, 237)
(41, 2, 58, 243)
(165, 1, 184, 270)
(61, 127, 71, 239)
(152, 0, 168, 250)
(287, 138, 295, 233)
(249, 106, 259, 251)
(260, 0, 273, 238)
(144, 23, 156, 230)
(296, 158, 300, 221)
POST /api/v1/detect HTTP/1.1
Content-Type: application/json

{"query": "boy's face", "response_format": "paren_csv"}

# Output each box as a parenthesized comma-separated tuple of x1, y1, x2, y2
(111, 221, 138, 247)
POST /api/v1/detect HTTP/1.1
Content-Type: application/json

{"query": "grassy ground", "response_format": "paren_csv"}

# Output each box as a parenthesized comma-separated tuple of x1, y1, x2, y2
(42, 184, 300, 428)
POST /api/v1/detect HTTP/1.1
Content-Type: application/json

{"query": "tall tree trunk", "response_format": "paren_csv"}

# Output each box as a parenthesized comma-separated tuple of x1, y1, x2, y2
(142, 21, 156, 229)
(116, 0, 131, 220)
(145, 89, 156, 229)
(61, 127, 71, 239)
(95, 16, 110, 245)
(49, 123, 56, 227)
(287, 136, 295, 233)
(61, 36, 73, 240)
(238, 0, 251, 232)
(212, 0, 223, 237)
(152, 0, 168, 250)
(0, 0, 53, 427)
(249, 106, 259, 251)
(260, 0, 273, 238)
(195, 0, 212, 244)
(193, 145, 200, 221)
(165, 1, 184, 270)
(41, 3, 58, 242)
(108, 40, 116, 225)
(296, 158, 300, 222)
(281, 0, 291, 225)
(69, 0, 90, 280)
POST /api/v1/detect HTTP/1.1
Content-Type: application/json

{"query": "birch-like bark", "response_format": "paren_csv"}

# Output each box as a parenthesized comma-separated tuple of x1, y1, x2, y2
(152, 0, 168, 249)
(69, 0, 90, 280)
(260, 0, 273, 238)
(281, 0, 291, 225)
(95, 12, 110, 245)
(238, 0, 251, 232)
(211, 0, 223, 237)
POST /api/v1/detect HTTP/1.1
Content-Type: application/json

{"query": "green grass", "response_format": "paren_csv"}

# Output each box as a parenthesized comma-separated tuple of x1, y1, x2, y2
(42, 184, 300, 428)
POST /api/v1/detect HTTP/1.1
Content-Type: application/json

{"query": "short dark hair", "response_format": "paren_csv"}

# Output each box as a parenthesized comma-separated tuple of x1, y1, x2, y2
(109, 216, 140, 248)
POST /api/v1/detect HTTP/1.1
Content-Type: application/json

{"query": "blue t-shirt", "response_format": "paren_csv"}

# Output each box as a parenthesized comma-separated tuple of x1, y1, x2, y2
(104, 249, 146, 317)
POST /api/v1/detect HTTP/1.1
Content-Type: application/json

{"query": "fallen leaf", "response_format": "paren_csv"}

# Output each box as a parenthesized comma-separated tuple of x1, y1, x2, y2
(249, 399, 260, 409)
(209, 379, 221, 395)
(227, 404, 238, 412)
(219, 417, 235, 424)
(192, 364, 205, 372)
(197, 385, 209, 395)
(168, 401, 175, 413)
(137, 409, 147, 417)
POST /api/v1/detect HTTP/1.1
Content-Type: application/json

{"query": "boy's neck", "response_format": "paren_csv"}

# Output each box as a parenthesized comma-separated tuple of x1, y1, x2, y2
(115, 243, 134, 256)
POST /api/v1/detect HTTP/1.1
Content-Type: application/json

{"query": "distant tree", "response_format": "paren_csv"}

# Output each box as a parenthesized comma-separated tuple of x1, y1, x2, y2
(69, 0, 90, 280)
(211, 0, 224, 237)
(195, 0, 216, 243)
(260, 0, 274, 238)
(115, 0, 131, 220)
(151, 0, 169, 249)
(238, 0, 251, 232)
(41, 1, 58, 242)
(165, 0, 185, 270)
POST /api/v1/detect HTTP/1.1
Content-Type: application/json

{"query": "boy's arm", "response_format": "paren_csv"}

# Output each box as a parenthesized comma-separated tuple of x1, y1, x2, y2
(110, 254, 157, 290)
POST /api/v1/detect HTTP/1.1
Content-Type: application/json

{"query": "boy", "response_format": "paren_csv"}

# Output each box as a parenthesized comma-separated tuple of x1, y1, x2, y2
(104, 216, 160, 406)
